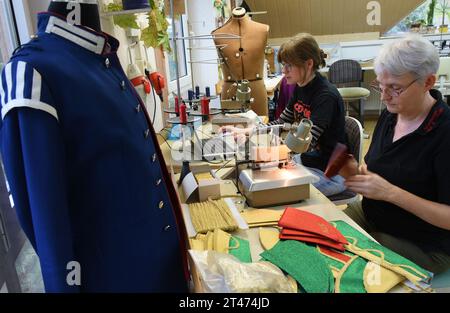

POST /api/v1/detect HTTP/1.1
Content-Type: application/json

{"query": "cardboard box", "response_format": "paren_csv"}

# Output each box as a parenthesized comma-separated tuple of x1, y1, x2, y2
(180, 165, 221, 203)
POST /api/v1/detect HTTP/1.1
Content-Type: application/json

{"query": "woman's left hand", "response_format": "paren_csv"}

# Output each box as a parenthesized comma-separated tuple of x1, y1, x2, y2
(344, 165, 396, 201)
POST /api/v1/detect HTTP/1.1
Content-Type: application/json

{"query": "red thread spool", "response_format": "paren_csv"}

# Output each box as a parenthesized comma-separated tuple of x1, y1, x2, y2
(201, 96, 210, 116)
(174, 96, 180, 115)
(179, 102, 187, 124)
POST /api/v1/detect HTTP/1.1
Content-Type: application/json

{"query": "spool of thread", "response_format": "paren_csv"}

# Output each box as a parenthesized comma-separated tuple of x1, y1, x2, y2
(195, 86, 200, 98)
(205, 86, 210, 98)
(174, 96, 180, 115)
(179, 102, 187, 124)
(201, 96, 210, 116)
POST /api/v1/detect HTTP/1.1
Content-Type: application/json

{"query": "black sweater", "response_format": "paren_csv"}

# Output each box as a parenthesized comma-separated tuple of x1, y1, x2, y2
(270, 73, 346, 171)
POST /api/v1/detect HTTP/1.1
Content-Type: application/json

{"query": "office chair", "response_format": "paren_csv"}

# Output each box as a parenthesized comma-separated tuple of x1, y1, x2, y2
(329, 59, 370, 138)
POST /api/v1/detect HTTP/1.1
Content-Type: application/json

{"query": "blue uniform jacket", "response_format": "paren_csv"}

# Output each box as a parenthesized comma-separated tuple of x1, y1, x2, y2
(0, 13, 188, 292)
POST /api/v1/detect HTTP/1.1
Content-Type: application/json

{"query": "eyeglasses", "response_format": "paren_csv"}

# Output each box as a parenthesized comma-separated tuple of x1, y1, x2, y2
(371, 78, 418, 98)
(281, 63, 293, 71)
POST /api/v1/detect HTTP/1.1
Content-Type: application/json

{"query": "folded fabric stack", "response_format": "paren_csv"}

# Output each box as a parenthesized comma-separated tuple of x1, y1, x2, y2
(278, 207, 348, 251)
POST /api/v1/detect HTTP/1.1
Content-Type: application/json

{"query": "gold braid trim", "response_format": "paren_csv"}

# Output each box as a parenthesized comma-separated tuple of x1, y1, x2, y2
(345, 236, 431, 291)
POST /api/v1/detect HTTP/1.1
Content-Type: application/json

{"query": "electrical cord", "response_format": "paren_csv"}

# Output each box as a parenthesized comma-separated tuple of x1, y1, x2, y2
(234, 159, 252, 196)
(213, 158, 233, 176)
(148, 77, 158, 124)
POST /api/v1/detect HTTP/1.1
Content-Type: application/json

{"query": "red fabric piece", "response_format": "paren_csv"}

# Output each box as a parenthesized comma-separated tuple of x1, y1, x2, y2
(279, 233, 345, 251)
(324, 143, 352, 178)
(319, 246, 352, 263)
(280, 228, 347, 251)
(281, 228, 344, 242)
(281, 228, 341, 240)
(278, 208, 348, 244)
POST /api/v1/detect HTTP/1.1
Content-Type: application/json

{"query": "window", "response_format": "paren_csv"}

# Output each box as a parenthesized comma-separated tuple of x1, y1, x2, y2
(167, 15, 188, 81)
(0, 0, 20, 62)
(165, 14, 191, 96)
(384, 0, 449, 36)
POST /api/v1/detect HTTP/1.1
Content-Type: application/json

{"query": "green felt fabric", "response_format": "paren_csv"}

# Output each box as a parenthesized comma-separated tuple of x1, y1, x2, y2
(260, 240, 334, 293)
(339, 257, 367, 293)
(229, 236, 252, 263)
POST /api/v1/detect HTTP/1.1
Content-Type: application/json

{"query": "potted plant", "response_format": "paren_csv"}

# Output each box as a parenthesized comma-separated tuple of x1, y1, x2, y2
(427, 0, 437, 33)
(410, 19, 426, 32)
(104, 0, 170, 51)
(436, 0, 449, 33)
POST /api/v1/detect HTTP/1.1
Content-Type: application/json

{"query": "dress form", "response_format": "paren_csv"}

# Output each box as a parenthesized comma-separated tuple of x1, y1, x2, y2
(212, 7, 269, 116)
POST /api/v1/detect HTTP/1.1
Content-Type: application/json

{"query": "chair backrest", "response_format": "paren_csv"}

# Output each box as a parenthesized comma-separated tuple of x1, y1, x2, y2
(329, 59, 363, 85)
(345, 116, 364, 164)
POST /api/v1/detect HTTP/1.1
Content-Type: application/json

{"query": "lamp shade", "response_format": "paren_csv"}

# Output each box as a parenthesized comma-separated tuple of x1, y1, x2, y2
(285, 119, 313, 154)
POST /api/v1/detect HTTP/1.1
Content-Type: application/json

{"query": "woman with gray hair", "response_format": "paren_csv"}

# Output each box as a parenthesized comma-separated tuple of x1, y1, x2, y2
(343, 34, 450, 274)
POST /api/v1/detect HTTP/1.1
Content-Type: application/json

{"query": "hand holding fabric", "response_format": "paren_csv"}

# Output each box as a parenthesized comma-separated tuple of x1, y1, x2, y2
(338, 155, 359, 179)
(344, 165, 395, 201)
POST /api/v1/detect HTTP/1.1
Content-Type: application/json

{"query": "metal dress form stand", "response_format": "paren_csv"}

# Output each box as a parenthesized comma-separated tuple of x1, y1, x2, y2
(168, 0, 241, 109)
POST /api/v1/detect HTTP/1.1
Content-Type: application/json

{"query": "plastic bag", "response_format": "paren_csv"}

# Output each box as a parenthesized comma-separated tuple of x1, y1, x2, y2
(189, 250, 296, 293)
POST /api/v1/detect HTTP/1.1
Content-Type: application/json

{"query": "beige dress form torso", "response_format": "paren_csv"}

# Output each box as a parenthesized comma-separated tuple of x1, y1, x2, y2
(212, 15, 269, 116)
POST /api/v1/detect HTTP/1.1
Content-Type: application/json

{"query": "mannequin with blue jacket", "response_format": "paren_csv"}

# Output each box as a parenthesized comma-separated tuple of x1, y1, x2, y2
(0, 0, 189, 292)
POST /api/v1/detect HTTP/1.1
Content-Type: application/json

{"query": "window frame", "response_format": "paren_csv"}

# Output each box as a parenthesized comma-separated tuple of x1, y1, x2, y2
(0, 0, 20, 62)
(165, 13, 192, 97)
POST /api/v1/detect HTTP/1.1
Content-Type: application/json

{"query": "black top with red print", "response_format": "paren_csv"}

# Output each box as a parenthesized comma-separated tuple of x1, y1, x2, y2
(270, 72, 346, 171)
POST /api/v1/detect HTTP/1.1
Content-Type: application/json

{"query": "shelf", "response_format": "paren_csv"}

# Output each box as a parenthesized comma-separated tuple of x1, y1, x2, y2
(101, 8, 150, 17)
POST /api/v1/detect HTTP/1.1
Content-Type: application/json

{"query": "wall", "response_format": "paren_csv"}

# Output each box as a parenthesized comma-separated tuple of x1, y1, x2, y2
(245, 0, 425, 38)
